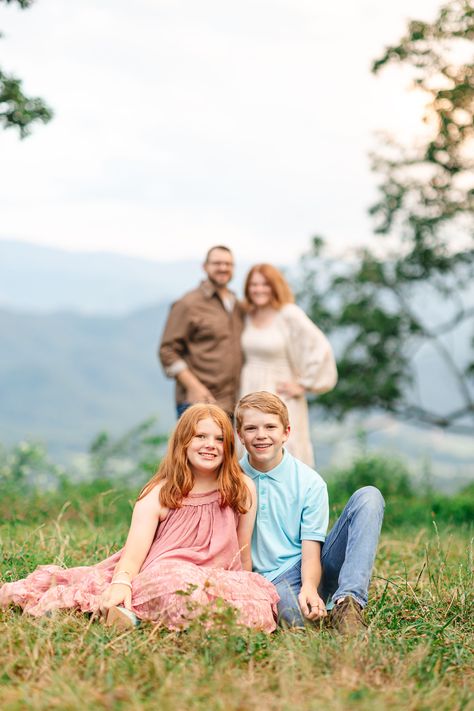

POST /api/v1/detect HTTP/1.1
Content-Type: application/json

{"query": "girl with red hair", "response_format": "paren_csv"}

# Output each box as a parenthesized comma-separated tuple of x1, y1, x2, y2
(0, 404, 278, 631)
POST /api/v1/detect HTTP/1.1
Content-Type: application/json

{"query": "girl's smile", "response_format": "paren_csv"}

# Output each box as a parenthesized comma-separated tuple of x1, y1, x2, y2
(186, 417, 224, 477)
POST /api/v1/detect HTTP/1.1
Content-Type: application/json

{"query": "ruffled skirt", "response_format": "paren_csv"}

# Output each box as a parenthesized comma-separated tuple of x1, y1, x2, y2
(0, 552, 279, 632)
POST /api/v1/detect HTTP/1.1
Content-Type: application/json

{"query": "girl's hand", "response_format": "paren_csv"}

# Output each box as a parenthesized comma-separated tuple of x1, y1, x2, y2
(277, 381, 305, 398)
(99, 583, 132, 614)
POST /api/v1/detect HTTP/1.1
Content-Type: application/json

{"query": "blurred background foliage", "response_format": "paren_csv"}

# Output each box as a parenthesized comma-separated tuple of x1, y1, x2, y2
(1, 426, 473, 529)
(300, 0, 474, 433)
(1, 0, 472, 519)
(326, 451, 474, 527)
(0, 0, 52, 136)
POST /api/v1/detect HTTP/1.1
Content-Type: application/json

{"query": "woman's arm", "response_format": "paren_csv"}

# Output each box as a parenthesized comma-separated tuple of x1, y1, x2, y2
(280, 303, 338, 394)
(99, 485, 163, 612)
(236, 476, 257, 572)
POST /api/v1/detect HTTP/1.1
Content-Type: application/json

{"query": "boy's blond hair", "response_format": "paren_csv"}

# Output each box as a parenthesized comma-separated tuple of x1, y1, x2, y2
(235, 391, 289, 432)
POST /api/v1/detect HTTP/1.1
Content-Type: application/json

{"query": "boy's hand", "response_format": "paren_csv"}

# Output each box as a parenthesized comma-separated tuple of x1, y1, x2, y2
(298, 584, 327, 620)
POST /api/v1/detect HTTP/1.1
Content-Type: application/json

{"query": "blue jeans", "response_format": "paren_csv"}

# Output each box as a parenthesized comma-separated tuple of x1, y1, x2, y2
(272, 486, 385, 627)
(176, 402, 191, 418)
(177, 401, 234, 423)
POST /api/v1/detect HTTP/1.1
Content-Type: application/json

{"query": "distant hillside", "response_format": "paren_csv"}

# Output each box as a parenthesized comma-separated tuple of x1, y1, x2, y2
(0, 303, 175, 457)
(0, 240, 254, 314)
(1, 239, 472, 488)
(0, 303, 472, 489)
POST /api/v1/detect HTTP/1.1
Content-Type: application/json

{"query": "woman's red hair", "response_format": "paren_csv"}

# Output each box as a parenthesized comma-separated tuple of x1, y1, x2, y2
(243, 263, 294, 311)
(138, 404, 249, 513)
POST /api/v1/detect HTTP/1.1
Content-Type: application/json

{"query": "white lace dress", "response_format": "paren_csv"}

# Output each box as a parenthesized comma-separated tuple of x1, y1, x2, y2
(240, 304, 338, 467)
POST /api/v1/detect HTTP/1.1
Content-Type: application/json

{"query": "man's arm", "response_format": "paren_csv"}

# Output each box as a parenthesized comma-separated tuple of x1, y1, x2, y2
(298, 540, 327, 620)
(159, 300, 215, 404)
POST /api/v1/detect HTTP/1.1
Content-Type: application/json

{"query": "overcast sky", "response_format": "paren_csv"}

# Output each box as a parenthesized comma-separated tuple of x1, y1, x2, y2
(0, 0, 441, 264)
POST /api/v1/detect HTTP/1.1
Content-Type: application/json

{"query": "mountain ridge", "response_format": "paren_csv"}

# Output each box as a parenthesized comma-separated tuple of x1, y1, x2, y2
(0, 239, 254, 314)
(0, 302, 174, 456)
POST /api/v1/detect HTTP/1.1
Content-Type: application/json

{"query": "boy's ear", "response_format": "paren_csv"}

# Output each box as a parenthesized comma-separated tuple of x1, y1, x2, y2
(282, 425, 290, 442)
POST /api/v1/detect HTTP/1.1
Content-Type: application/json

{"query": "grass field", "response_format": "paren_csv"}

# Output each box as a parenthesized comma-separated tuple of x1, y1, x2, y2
(1, 483, 473, 711)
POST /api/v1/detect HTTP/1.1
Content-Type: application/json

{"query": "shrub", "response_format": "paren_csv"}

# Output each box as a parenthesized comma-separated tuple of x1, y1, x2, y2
(326, 452, 474, 529)
(327, 452, 414, 505)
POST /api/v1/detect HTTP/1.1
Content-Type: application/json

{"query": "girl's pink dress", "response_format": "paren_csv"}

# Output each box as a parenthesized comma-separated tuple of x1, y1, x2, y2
(0, 490, 279, 632)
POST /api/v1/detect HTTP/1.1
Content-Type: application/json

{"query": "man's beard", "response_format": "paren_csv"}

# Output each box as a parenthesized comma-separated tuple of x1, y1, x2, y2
(208, 274, 231, 288)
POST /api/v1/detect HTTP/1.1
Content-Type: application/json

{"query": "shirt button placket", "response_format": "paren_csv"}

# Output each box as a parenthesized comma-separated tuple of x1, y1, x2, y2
(259, 474, 268, 520)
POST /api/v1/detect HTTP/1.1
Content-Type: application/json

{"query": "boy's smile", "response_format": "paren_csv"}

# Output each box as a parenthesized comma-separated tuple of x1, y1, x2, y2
(238, 408, 290, 473)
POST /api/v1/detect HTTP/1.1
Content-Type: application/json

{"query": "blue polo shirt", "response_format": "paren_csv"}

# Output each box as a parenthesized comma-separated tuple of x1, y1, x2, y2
(240, 449, 329, 582)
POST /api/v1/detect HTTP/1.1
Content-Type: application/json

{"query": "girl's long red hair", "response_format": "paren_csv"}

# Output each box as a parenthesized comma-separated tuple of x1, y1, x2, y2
(138, 404, 249, 513)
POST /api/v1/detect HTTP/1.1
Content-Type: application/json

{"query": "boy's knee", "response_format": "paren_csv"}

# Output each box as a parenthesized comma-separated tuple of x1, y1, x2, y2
(352, 486, 385, 512)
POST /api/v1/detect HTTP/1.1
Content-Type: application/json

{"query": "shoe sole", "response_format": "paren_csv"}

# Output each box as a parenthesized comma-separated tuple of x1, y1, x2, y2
(105, 606, 140, 629)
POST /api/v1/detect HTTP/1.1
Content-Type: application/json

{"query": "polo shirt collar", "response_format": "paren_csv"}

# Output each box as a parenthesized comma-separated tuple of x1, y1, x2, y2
(242, 449, 289, 480)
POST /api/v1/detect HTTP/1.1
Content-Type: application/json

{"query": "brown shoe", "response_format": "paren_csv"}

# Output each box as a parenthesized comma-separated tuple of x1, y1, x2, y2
(105, 606, 140, 630)
(329, 597, 367, 635)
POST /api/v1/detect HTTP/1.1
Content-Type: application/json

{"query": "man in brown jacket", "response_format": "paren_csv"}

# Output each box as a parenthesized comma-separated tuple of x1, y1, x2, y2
(159, 245, 243, 419)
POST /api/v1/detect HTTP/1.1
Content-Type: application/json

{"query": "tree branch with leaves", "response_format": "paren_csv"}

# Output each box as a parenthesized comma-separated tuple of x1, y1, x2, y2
(300, 0, 474, 433)
(0, 0, 52, 137)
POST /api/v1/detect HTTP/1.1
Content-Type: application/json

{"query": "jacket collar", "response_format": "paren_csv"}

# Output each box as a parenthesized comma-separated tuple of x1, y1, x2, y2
(199, 279, 236, 304)
(199, 279, 217, 299)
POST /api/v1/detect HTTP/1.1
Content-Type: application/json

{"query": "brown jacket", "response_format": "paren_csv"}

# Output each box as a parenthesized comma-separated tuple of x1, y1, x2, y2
(159, 280, 244, 414)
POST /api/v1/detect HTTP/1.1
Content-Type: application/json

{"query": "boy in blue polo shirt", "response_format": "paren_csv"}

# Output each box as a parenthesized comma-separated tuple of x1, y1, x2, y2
(236, 391, 384, 632)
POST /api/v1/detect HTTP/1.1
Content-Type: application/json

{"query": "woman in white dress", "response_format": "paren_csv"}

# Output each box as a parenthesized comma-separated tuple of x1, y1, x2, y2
(240, 264, 337, 466)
